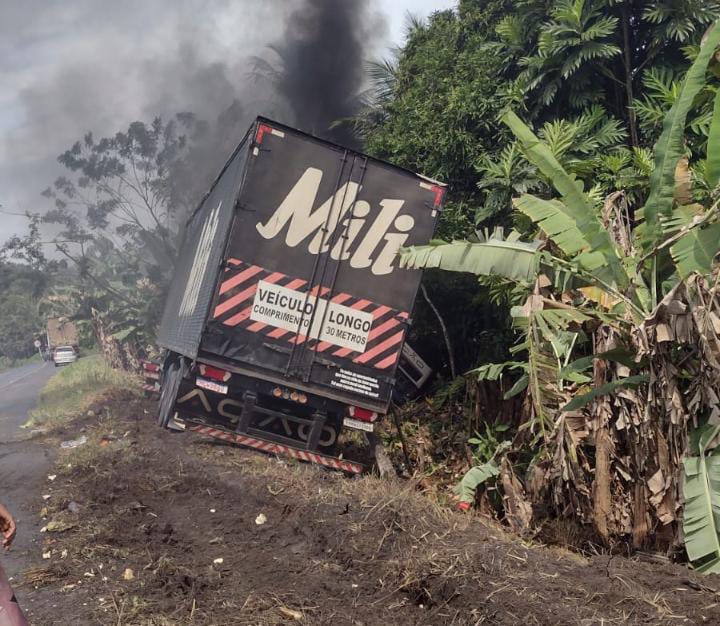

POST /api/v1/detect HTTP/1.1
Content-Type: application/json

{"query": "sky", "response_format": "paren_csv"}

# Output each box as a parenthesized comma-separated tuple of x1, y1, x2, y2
(0, 0, 457, 244)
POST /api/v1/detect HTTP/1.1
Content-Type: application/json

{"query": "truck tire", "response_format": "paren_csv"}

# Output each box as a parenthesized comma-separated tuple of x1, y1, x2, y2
(157, 360, 182, 428)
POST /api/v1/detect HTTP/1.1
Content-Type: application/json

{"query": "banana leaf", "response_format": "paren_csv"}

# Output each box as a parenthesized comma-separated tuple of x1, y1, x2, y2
(682, 424, 720, 574)
(110, 327, 137, 341)
(513, 195, 590, 256)
(640, 23, 720, 247)
(503, 111, 628, 291)
(707, 89, 720, 188)
(502, 111, 593, 217)
(455, 462, 500, 504)
(470, 361, 527, 381)
(670, 223, 720, 279)
(399, 238, 540, 284)
(504, 374, 529, 399)
(559, 347, 640, 378)
(561, 374, 649, 411)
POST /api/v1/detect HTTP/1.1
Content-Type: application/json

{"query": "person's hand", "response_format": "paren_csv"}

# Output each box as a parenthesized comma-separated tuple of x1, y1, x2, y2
(0, 503, 17, 550)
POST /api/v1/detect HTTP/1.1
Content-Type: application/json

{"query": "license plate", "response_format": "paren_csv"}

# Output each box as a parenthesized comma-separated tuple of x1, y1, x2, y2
(343, 417, 374, 432)
(196, 377, 228, 395)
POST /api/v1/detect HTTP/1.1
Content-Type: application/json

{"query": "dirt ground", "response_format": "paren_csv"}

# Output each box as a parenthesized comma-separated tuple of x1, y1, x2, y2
(13, 391, 720, 625)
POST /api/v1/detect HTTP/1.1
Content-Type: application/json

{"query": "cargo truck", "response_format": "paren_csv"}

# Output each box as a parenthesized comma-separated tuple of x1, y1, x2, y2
(46, 318, 79, 363)
(47, 318, 79, 350)
(156, 117, 443, 473)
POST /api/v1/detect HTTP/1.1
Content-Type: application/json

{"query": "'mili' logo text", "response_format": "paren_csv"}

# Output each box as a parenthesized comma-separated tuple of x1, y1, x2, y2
(255, 168, 414, 276)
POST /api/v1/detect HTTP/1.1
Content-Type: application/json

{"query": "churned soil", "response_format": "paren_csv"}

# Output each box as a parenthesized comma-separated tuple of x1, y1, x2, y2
(14, 393, 720, 625)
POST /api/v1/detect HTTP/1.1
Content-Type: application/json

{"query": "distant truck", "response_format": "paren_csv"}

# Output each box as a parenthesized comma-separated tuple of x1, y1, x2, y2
(155, 117, 443, 473)
(46, 318, 79, 353)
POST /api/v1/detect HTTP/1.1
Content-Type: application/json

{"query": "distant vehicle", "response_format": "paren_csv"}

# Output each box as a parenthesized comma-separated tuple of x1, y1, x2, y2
(155, 116, 443, 474)
(52, 346, 77, 367)
(47, 318, 79, 356)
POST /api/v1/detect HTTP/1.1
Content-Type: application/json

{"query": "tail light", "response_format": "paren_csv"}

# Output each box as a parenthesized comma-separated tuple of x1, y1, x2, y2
(198, 364, 231, 382)
(273, 387, 307, 404)
(347, 406, 379, 423)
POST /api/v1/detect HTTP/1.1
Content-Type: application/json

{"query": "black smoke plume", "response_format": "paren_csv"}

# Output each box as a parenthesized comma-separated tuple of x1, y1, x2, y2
(258, 0, 383, 146)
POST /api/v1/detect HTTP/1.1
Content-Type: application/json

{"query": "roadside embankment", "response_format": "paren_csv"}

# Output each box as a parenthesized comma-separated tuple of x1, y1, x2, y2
(14, 365, 720, 625)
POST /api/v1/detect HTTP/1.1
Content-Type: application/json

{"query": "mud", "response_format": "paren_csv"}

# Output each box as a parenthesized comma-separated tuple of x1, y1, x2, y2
(17, 394, 720, 625)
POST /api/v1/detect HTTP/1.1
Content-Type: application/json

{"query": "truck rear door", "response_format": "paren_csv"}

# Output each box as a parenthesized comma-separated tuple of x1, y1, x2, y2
(202, 118, 442, 412)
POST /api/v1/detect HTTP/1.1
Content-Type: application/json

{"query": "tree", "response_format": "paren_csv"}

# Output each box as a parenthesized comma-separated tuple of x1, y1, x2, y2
(356, 0, 720, 390)
(41, 115, 202, 275)
(364, 4, 515, 229)
(504, 0, 720, 143)
(2, 115, 211, 366)
(366, 1, 720, 230)
(0, 263, 47, 360)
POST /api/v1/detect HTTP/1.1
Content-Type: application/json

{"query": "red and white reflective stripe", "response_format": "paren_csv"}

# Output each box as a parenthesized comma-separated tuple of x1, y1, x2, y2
(188, 425, 363, 474)
(142, 361, 160, 372)
(213, 259, 408, 370)
(255, 123, 286, 144)
(353, 330, 404, 365)
(219, 265, 264, 295)
(141, 383, 159, 393)
(419, 181, 445, 209)
(222, 271, 285, 327)
(144, 370, 160, 380)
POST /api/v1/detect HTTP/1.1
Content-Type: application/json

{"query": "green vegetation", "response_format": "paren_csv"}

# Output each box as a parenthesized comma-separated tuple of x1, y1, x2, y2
(364, 0, 719, 227)
(0, 263, 47, 361)
(356, 0, 720, 375)
(400, 20, 720, 566)
(0, 352, 42, 374)
(26, 356, 138, 430)
(1, 116, 214, 369)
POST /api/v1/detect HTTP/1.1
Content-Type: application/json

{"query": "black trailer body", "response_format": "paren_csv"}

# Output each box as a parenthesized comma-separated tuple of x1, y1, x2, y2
(157, 117, 443, 470)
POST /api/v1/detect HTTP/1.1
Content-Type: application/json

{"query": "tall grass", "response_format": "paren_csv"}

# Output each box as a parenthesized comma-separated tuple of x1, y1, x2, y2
(26, 355, 139, 429)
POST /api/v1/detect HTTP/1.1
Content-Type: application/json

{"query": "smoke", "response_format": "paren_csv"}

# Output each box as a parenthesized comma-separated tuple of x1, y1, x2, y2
(265, 0, 385, 146)
(0, 0, 387, 240)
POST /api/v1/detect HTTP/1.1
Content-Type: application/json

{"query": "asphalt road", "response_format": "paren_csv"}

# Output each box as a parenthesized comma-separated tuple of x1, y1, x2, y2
(0, 361, 57, 616)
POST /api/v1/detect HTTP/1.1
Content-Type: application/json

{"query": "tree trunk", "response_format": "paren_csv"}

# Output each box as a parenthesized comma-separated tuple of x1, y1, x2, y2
(593, 423, 612, 543)
(621, 4, 639, 147)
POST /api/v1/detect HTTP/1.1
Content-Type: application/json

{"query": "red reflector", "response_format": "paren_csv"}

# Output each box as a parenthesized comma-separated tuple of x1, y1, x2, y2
(255, 123, 273, 144)
(348, 406, 378, 423)
(199, 364, 230, 382)
(430, 184, 445, 209)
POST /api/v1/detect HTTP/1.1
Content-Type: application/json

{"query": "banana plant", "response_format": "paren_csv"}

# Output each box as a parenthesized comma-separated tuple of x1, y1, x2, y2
(400, 22, 720, 559)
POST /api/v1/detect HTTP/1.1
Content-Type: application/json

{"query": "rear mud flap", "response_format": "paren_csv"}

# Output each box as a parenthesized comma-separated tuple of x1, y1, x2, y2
(185, 422, 364, 474)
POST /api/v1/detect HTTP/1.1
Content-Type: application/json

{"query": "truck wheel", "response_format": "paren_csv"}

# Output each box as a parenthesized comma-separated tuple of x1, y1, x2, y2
(157, 360, 182, 428)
